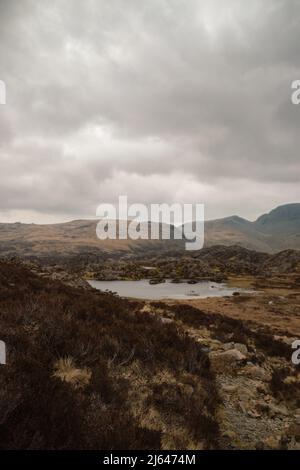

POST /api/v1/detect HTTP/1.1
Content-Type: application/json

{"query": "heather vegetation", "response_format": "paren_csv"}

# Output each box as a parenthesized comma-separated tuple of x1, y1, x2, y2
(0, 260, 220, 450)
(0, 255, 299, 450)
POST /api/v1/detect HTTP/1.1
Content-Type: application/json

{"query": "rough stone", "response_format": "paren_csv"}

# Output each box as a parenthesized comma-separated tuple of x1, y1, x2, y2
(209, 349, 247, 374)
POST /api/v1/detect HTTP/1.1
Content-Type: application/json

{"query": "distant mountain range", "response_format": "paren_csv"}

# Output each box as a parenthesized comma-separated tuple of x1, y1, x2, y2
(0, 203, 299, 259)
(204, 203, 300, 252)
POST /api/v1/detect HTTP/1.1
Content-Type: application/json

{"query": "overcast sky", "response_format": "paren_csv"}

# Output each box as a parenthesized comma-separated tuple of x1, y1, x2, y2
(0, 0, 300, 223)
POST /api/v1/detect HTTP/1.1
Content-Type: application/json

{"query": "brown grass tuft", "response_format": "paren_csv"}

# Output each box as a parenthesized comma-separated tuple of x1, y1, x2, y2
(53, 357, 91, 389)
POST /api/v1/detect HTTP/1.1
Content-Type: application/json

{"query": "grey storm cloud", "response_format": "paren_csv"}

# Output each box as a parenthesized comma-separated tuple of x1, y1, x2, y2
(0, 0, 300, 222)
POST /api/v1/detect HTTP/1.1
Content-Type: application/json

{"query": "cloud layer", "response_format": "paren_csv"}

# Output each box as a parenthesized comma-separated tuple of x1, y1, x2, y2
(0, 0, 300, 222)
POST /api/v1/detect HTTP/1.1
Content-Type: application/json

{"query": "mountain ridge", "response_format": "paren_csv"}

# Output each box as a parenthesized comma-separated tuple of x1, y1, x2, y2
(0, 203, 299, 257)
(204, 203, 300, 253)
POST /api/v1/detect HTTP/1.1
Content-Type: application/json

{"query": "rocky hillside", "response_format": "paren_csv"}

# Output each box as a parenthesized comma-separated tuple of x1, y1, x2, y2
(0, 259, 219, 450)
(194, 245, 300, 276)
(0, 260, 299, 450)
(78, 245, 300, 284)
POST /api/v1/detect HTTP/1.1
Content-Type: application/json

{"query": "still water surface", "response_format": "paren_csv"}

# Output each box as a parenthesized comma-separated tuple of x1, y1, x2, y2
(88, 279, 253, 300)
